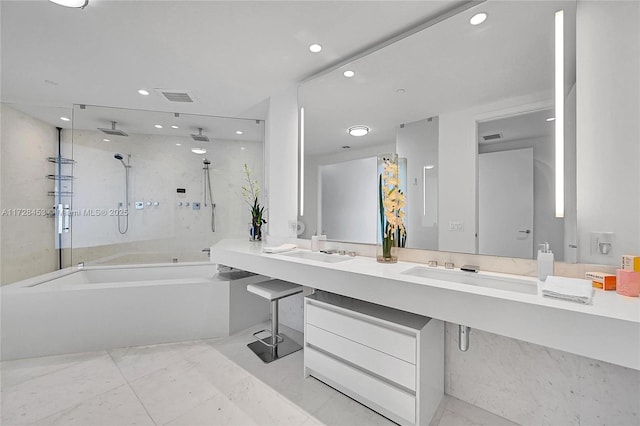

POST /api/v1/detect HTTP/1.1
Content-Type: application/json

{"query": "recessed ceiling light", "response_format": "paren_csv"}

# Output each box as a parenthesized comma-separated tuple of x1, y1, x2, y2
(348, 126, 370, 137)
(60, 116, 70, 122)
(396, 88, 406, 94)
(191, 148, 206, 155)
(154, 124, 163, 129)
(470, 12, 487, 25)
(103, 138, 110, 142)
(546, 117, 556, 122)
(235, 130, 244, 135)
(49, 0, 88, 8)
(138, 89, 150, 96)
(309, 43, 322, 53)
(171, 125, 179, 129)
(175, 143, 181, 146)
(240, 147, 246, 151)
(343, 70, 355, 78)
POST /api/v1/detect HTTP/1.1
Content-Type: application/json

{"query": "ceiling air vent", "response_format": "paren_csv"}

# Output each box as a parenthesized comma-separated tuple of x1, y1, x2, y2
(156, 89, 194, 103)
(482, 132, 503, 142)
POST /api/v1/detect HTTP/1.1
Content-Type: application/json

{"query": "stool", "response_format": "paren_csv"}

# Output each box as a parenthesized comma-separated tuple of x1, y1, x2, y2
(246, 279, 303, 363)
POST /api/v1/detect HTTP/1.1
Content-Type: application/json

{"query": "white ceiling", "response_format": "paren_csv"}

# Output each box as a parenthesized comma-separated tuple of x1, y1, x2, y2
(1, 0, 463, 130)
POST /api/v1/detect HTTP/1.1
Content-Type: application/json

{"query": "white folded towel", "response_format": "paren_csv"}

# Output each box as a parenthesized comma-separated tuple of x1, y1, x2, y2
(540, 276, 593, 304)
(262, 243, 297, 254)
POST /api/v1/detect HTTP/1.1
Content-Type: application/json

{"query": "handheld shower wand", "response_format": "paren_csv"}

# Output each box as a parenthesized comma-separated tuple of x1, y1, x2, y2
(203, 159, 216, 232)
(114, 153, 131, 234)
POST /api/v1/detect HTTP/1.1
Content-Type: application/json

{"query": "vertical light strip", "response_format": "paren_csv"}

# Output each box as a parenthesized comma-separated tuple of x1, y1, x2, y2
(555, 9, 565, 218)
(300, 107, 305, 216)
(423, 166, 428, 216)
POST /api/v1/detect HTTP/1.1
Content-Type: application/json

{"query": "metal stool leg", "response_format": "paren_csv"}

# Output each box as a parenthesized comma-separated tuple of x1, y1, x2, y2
(247, 297, 302, 363)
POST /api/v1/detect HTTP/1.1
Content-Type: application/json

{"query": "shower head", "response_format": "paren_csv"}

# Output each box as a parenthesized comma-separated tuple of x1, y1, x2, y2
(99, 121, 128, 137)
(191, 128, 210, 142)
(114, 153, 129, 168)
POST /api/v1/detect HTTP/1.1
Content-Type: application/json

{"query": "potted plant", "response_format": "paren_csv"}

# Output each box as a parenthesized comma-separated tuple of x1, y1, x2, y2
(241, 164, 266, 241)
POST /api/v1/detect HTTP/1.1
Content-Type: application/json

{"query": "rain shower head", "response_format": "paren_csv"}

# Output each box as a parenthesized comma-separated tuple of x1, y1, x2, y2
(99, 121, 128, 137)
(191, 128, 210, 142)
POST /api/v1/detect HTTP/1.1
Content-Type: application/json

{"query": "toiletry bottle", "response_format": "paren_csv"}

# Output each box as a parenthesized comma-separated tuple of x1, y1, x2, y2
(537, 242, 554, 281)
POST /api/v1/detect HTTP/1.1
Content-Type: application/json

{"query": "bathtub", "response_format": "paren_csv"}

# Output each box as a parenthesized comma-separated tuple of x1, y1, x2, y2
(1, 262, 270, 360)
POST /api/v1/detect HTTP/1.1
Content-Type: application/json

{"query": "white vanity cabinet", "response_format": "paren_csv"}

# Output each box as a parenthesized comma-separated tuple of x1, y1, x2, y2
(304, 291, 443, 426)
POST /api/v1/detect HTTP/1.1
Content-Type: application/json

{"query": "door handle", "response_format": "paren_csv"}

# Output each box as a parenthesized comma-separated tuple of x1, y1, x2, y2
(518, 229, 531, 234)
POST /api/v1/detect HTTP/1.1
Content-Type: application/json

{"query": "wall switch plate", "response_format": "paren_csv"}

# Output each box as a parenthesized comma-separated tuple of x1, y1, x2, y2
(135, 201, 144, 210)
(192, 202, 201, 210)
(449, 221, 464, 231)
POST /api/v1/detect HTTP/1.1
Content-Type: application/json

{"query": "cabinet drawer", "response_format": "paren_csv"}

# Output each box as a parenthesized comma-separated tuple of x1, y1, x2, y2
(307, 324, 416, 391)
(306, 302, 416, 364)
(306, 346, 416, 425)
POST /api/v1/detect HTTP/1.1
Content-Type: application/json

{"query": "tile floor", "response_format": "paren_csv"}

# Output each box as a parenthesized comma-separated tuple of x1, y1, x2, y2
(1, 323, 518, 426)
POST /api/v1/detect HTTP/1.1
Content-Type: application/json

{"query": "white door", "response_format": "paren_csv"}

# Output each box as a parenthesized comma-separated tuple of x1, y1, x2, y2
(479, 148, 534, 258)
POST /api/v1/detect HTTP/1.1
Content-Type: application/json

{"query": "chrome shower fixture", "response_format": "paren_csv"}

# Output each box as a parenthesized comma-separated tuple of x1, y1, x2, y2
(191, 128, 210, 142)
(99, 121, 128, 137)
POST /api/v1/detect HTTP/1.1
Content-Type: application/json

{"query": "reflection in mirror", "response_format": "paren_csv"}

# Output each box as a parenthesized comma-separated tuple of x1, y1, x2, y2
(71, 105, 264, 266)
(299, 0, 576, 262)
(477, 108, 567, 261)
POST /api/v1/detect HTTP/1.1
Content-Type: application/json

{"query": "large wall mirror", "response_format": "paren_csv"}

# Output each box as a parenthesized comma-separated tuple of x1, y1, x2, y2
(298, 0, 577, 262)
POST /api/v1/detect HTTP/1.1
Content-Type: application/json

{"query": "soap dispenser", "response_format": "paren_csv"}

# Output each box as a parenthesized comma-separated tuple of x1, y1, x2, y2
(537, 242, 554, 281)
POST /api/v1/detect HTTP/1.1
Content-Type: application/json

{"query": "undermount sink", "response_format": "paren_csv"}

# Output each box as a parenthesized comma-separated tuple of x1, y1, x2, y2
(401, 266, 538, 295)
(278, 250, 353, 264)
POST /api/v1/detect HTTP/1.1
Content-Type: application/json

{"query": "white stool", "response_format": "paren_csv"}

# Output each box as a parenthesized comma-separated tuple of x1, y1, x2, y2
(247, 279, 303, 363)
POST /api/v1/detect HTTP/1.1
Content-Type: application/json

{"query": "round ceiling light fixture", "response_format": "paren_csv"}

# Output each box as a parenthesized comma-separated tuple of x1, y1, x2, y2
(546, 117, 556, 122)
(137, 89, 150, 96)
(309, 43, 322, 53)
(343, 70, 355, 78)
(191, 148, 207, 155)
(103, 138, 110, 142)
(154, 124, 163, 129)
(49, 0, 88, 8)
(348, 126, 370, 137)
(235, 130, 244, 135)
(171, 125, 179, 129)
(60, 116, 71, 122)
(470, 12, 487, 25)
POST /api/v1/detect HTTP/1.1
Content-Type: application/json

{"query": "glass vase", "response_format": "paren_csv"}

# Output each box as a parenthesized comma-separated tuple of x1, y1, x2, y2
(249, 222, 262, 241)
(377, 153, 404, 263)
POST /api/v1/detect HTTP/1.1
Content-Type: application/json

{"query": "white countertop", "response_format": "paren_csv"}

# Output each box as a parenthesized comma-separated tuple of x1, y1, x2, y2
(211, 239, 640, 370)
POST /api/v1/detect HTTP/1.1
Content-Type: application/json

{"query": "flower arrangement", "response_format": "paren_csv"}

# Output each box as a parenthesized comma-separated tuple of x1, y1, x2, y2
(378, 154, 406, 262)
(241, 164, 266, 240)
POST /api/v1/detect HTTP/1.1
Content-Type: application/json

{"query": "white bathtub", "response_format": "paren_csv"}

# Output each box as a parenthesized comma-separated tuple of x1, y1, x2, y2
(1, 262, 270, 360)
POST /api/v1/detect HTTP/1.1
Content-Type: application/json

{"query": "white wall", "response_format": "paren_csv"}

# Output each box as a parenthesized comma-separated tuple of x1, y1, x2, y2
(576, 0, 640, 265)
(1, 105, 58, 284)
(69, 130, 263, 263)
(265, 86, 298, 241)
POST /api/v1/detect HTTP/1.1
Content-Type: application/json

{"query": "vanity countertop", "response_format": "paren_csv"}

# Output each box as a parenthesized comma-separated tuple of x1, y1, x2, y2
(211, 239, 640, 370)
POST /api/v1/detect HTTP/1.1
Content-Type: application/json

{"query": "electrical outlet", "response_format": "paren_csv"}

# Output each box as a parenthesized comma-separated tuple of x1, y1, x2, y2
(449, 221, 464, 231)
